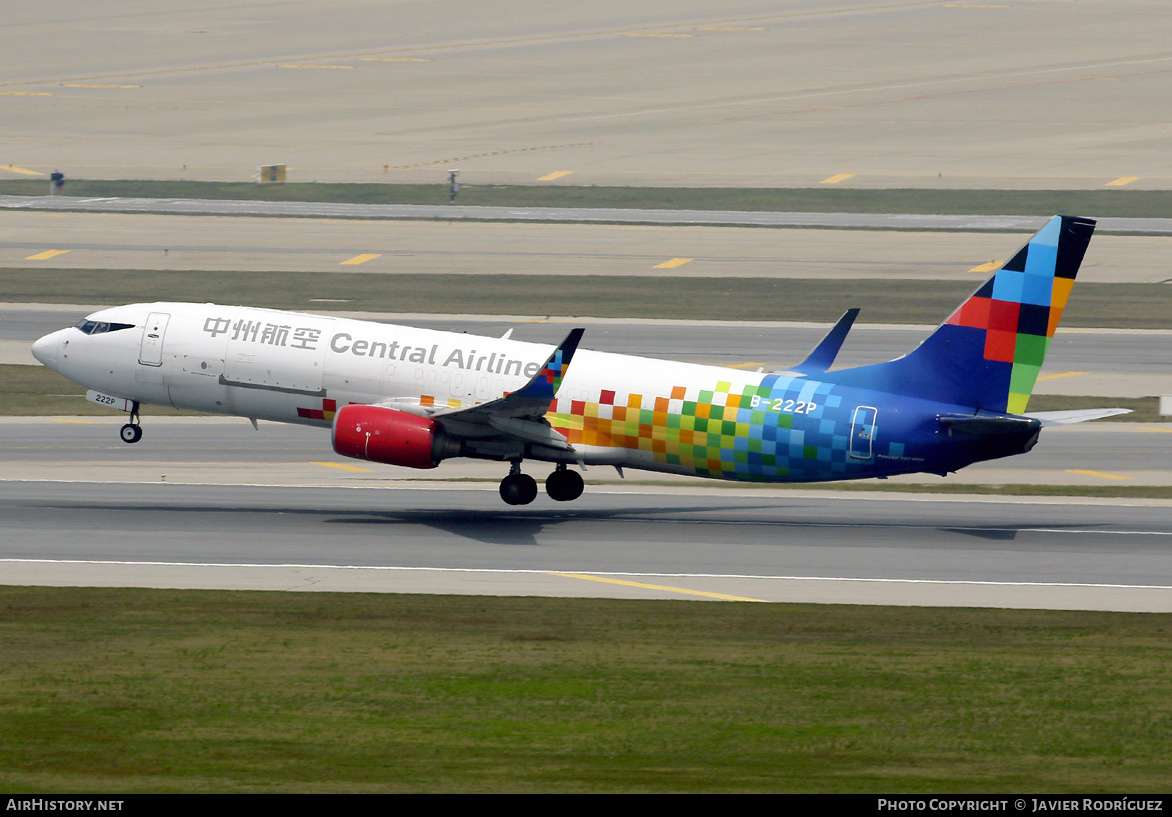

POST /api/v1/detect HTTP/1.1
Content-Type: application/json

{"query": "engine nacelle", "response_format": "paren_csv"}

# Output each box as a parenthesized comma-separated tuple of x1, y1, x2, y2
(332, 404, 457, 469)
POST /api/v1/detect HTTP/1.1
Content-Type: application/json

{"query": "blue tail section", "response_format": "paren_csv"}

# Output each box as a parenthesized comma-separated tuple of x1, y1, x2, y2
(820, 215, 1095, 413)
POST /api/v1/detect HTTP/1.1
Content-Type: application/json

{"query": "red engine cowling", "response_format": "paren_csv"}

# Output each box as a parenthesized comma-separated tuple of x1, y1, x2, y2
(332, 404, 443, 469)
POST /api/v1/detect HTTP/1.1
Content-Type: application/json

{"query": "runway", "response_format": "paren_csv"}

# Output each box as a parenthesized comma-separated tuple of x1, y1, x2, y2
(5, 210, 1171, 286)
(2, 480, 1170, 612)
(5, 195, 1172, 234)
(2, 413, 1171, 612)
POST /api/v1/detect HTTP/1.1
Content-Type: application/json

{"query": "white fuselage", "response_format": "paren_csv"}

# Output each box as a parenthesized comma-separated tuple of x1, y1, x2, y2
(33, 301, 806, 477)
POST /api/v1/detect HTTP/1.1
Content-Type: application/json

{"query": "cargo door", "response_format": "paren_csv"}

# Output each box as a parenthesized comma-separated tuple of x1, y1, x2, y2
(849, 406, 878, 460)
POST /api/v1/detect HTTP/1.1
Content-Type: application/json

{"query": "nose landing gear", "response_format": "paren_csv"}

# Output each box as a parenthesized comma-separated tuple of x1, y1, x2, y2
(119, 401, 143, 444)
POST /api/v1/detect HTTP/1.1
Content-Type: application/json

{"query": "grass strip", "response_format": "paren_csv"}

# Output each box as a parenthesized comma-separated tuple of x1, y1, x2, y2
(5, 269, 1170, 327)
(1, 364, 103, 416)
(0, 365, 203, 416)
(0, 587, 1169, 793)
(4, 179, 1172, 218)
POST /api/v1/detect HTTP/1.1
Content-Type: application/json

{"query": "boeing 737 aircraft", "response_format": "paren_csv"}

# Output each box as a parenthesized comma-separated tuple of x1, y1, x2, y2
(32, 215, 1121, 504)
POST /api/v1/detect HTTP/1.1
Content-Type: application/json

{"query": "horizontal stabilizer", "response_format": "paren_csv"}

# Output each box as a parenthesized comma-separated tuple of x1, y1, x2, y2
(1025, 408, 1132, 427)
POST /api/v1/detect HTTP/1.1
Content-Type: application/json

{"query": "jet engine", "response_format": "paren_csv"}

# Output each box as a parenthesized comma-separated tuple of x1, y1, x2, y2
(332, 404, 460, 469)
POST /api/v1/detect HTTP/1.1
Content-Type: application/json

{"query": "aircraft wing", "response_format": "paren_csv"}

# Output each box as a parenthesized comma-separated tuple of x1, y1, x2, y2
(428, 328, 585, 450)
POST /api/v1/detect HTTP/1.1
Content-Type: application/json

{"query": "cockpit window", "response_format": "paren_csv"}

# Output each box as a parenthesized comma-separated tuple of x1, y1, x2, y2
(75, 320, 135, 335)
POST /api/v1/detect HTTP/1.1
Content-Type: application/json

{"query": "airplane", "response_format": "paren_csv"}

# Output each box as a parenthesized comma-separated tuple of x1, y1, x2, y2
(30, 215, 1125, 505)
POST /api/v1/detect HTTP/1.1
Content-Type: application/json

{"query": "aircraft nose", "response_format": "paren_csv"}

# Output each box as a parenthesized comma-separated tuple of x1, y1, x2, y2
(31, 331, 59, 367)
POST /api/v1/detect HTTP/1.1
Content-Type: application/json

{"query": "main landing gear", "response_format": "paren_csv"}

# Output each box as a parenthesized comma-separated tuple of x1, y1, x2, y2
(119, 401, 143, 444)
(498, 462, 584, 505)
(545, 464, 584, 502)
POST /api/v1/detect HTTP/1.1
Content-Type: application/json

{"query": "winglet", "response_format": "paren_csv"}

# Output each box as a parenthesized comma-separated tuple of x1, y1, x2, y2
(432, 328, 586, 427)
(511, 327, 584, 402)
(791, 308, 859, 375)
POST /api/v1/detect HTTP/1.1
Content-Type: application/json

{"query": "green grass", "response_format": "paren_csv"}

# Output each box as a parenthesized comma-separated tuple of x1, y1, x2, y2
(0, 587, 1169, 793)
(5, 268, 1171, 327)
(0, 364, 202, 416)
(4, 179, 1172, 218)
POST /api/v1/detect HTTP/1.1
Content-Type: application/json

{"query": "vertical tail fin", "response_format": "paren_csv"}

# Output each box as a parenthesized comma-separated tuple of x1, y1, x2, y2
(822, 215, 1096, 413)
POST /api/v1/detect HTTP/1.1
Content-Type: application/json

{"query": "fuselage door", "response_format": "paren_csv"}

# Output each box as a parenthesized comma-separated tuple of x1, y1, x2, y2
(138, 312, 170, 366)
(849, 405, 878, 460)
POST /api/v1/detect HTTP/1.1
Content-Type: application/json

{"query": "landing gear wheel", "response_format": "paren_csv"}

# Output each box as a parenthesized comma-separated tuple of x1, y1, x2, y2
(545, 468, 584, 502)
(499, 473, 538, 506)
(120, 423, 143, 444)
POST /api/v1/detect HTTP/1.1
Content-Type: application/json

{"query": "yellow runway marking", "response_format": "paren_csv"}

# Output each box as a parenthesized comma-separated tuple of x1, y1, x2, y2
(65, 84, 139, 89)
(654, 257, 694, 269)
(1, 165, 43, 176)
(538, 171, 574, 181)
(311, 462, 373, 473)
(624, 33, 694, 38)
(279, 64, 355, 69)
(1106, 177, 1140, 187)
(1136, 427, 1172, 434)
(0, 92, 52, 96)
(821, 173, 856, 184)
(26, 250, 70, 261)
(52, 419, 97, 425)
(1036, 371, 1087, 381)
(1067, 469, 1133, 481)
(359, 58, 431, 62)
(340, 253, 381, 266)
(551, 573, 766, 602)
(697, 27, 765, 31)
(727, 362, 765, 370)
(968, 260, 1003, 273)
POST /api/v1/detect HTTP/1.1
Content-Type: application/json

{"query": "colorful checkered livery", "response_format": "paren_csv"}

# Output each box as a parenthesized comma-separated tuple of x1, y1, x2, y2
(297, 398, 338, 421)
(942, 216, 1082, 414)
(819, 216, 1095, 415)
(512, 327, 583, 404)
(539, 348, 571, 394)
(548, 374, 881, 482)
